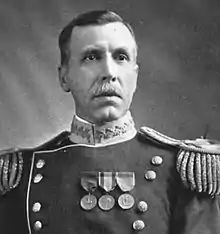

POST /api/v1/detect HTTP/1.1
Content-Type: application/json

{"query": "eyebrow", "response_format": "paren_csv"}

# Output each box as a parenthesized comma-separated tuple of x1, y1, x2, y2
(113, 47, 130, 55)
(81, 46, 104, 56)
(80, 45, 134, 60)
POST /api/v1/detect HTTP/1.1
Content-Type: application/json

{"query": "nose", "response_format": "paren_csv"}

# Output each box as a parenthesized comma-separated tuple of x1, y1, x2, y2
(101, 54, 117, 82)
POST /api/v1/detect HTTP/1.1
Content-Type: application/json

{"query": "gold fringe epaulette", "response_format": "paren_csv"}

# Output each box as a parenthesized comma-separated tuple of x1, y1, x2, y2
(176, 140, 220, 196)
(0, 148, 23, 195)
(140, 127, 220, 196)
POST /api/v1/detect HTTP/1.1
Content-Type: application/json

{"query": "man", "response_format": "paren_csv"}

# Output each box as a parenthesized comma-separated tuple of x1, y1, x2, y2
(1, 10, 220, 234)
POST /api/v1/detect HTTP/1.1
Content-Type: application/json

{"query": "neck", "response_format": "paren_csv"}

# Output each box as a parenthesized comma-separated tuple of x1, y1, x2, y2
(69, 111, 137, 146)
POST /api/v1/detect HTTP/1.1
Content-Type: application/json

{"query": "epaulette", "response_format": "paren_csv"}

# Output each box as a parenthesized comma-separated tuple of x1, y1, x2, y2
(140, 126, 220, 196)
(0, 148, 23, 196)
(0, 131, 71, 196)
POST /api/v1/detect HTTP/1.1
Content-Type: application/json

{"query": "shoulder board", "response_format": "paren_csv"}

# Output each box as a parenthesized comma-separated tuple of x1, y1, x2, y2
(139, 126, 182, 146)
(140, 126, 220, 196)
(0, 148, 23, 196)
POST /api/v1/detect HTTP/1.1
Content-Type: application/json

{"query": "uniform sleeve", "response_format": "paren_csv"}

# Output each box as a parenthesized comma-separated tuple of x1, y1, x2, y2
(0, 148, 26, 234)
(171, 189, 220, 234)
(173, 138, 220, 234)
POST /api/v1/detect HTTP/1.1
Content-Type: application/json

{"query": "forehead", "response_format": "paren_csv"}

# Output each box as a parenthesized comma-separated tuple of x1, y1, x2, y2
(70, 22, 136, 54)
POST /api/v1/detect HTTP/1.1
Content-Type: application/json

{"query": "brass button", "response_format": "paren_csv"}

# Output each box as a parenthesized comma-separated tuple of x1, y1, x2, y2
(33, 174, 43, 183)
(34, 221, 42, 231)
(36, 159, 45, 169)
(133, 220, 145, 231)
(145, 170, 156, 181)
(137, 201, 148, 212)
(32, 202, 41, 212)
(151, 156, 163, 166)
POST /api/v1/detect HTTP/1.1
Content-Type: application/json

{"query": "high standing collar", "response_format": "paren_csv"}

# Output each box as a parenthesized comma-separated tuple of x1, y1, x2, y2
(69, 111, 137, 146)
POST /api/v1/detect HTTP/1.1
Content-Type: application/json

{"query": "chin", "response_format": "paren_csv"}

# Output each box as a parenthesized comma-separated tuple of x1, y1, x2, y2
(92, 107, 124, 125)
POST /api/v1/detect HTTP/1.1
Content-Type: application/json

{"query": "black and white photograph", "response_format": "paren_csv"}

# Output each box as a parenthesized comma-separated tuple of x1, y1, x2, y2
(1, 0, 220, 233)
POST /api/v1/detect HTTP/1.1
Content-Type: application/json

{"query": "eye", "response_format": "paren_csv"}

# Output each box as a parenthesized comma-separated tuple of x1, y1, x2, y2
(84, 54, 97, 62)
(82, 50, 102, 63)
(113, 50, 130, 62)
(117, 54, 128, 61)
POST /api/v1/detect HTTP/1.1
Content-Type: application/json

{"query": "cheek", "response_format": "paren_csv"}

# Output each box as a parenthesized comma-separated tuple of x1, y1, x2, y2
(68, 68, 96, 97)
(123, 70, 137, 94)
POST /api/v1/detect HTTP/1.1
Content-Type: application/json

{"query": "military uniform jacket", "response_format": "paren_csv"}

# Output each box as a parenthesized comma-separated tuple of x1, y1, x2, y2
(1, 123, 220, 234)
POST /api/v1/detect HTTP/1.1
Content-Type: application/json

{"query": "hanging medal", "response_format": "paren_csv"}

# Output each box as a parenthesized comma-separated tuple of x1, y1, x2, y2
(98, 172, 116, 211)
(116, 172, 135, 210)
(80, 171, 98, 211)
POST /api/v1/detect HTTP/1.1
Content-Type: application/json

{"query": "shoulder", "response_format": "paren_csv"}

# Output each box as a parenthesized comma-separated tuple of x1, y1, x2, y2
(138, 126, 181, 149)
(139, 126, 220, 196)
(0, 131, 71, 196)
(32, 131, 71, 151)
(176, 138, 220, 196)
(0, 148, 23, 195)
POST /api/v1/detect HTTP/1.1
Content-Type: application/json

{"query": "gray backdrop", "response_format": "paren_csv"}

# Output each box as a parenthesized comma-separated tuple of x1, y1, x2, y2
(0, 0, 220, 149)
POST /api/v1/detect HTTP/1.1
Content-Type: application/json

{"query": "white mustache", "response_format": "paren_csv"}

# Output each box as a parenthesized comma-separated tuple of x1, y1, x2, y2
(93, 85, 122, 98)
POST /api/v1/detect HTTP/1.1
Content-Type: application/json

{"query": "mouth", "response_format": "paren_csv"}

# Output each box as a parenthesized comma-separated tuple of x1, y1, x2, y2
(94, 91, 121, 99)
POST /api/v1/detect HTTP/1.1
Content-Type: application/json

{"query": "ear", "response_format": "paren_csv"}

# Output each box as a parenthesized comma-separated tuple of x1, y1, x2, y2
(132, 63, 139, 93)
(134, 63, 139, 75)
(58, 66, 70, 92)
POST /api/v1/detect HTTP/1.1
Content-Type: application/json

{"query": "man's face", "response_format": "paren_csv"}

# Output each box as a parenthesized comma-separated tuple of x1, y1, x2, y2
(59, 22, 139, 124)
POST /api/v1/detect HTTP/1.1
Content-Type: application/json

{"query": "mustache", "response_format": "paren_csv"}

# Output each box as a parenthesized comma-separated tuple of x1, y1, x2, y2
(92, 85, 122, 98)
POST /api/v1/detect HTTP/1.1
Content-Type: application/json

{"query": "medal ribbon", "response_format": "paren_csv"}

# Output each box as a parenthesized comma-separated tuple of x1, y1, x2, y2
(81, 171, 98, 193)
(98, 172, 116, 192)
(116, 172, 135, 192)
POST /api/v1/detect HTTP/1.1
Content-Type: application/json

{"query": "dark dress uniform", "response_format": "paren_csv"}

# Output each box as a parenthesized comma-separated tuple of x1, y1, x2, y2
(1, 112, 220, 234)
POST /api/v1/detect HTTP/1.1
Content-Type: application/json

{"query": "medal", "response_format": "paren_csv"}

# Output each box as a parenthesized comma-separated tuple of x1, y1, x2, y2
(98, 172, 116, 210)
(80, 194, 97, 210)
(80, 172, 98, 210)
(98, 194, 115, 211)
(118, 193, 135, 209)
(98, 172, 116, 192)
(116, 172, 135, 192)
(81, 172, 98, 192)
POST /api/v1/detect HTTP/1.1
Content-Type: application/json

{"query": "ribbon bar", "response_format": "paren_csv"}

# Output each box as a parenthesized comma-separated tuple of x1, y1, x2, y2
(98, 172, 116, 192)
(116, 172, 135, 192)
(81, 171, 98, 193)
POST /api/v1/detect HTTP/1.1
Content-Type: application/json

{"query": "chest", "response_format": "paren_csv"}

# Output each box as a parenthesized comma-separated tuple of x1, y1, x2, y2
(27, 138, 179, 234)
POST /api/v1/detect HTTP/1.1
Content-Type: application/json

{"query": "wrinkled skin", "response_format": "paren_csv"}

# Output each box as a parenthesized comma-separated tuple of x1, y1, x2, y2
(59, 22, 139, 125)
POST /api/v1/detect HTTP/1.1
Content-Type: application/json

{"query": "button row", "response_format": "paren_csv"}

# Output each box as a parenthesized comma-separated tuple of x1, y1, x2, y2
(32, 219, 145, 232)
(33, 161, 159, 186)
(33, 159, 45, 185)
(32, 159, 44, 231)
